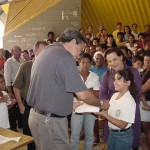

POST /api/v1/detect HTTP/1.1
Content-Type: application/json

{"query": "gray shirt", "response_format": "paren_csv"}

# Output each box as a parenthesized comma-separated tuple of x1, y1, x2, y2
(27, 42, 87, 116)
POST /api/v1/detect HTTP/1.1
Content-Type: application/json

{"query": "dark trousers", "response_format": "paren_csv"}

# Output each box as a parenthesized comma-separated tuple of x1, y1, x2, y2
(8, 104, 18, 131)
(23, 104, 36, 150)
(8, 104, 23, 131)
(9, 85, 23, 130)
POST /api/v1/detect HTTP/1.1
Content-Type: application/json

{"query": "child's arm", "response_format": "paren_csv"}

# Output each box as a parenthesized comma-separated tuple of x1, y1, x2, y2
(142, 78, 150, 93)
(95, 111, 128, 129)
(8, 98, 17, 109)
(141, 94, 150, 110)
(0, 96, 7, 103)
(141, 78, 150, 110)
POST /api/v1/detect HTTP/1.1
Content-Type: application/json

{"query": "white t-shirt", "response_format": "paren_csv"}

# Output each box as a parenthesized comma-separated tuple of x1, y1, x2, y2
(126, 43, 137, 52)
(74, 71, 100, 113)
(0, 91, 11, 128)
(131, 31, 139, 40)
(108, 91, 136, 130)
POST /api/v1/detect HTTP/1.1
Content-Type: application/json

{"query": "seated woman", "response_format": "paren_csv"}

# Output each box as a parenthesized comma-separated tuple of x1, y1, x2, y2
(104, 34, 117, 49)
(124, 25, 132, 41)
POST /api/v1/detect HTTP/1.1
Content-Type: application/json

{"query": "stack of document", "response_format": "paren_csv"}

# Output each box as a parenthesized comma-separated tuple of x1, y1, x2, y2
(0, 135, 21, 144)
(75, 103, 100, 113)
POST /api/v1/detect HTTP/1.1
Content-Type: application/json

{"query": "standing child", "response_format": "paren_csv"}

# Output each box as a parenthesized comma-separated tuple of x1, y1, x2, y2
(71, 53, 100, 150)
(96, 69, 138, 150)
(0, 74, 16, 128)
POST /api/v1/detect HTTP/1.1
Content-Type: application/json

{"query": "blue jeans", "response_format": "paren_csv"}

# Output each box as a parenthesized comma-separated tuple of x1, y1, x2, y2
(108, 128, 133, 150)
(71, 113, 96, 150)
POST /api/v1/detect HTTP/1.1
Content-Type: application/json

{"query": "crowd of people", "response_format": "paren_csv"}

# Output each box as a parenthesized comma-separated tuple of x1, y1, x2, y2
(0, 22, 149, 150)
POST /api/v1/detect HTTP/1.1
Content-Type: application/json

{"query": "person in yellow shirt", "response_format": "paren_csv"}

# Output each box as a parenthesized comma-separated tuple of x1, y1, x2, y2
(112, 22, 123, 43)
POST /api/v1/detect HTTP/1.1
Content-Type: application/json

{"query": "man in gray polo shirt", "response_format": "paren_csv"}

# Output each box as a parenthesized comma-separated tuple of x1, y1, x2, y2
(27, 28, 103, 150)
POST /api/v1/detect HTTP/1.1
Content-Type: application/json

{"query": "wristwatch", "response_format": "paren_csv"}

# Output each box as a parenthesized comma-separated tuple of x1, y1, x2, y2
(100, 100, 103, 106)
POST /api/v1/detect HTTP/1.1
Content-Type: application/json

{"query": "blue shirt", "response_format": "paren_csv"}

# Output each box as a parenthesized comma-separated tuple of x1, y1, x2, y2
(89, 66, 108, 81)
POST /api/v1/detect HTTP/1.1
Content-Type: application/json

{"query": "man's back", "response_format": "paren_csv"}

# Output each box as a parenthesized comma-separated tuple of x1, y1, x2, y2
(27, 42, 85, 116)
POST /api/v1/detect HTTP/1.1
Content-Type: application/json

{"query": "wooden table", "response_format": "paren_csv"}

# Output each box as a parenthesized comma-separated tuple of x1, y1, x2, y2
(0, 128, 34, 150)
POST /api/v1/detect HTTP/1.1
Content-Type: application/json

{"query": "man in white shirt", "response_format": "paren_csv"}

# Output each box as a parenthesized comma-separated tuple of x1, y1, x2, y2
(4, 46, 24, 131)
(131, 23, 139, 41)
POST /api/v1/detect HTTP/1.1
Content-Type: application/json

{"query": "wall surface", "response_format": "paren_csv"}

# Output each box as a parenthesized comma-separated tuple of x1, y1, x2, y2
(81, 0, 150, 34)
(3, 0, 81, 50)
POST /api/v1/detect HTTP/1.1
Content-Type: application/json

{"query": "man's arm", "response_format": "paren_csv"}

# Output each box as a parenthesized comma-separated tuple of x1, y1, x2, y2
(13, 87, 25, 114)
(75, 89, 109, 109)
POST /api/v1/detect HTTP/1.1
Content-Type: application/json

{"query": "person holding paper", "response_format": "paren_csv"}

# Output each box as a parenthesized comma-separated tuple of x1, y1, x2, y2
(96, 69, 138, 150)
(71, 53, 100, 150)
(27, 29, 107, 150)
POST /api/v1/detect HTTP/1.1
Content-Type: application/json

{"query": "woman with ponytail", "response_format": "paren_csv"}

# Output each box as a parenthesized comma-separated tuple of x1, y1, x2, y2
(96, 69, 138, 150)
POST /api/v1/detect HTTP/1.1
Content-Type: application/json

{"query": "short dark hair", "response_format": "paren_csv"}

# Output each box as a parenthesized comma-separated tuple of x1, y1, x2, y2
(132, 55, 143, 63)
(47, 32, 54, 37)
(33, 41, 48, 51)
(116, 22, 122, 26)
(104, 47, 125, 61)
(93, 38, 100, 43)
(11, 46, 21, 52)
(129, 34, 135, 38)
(107, 34, 114, 38)
(117, 32, 125, 37)
(138, 32, 145, 38)
(143, 50, 150, 57)
(22, 50, 29, 54)
(79, 53, 93, 63)
(59, 28, 87, 44)
(132, 23, 137, 27)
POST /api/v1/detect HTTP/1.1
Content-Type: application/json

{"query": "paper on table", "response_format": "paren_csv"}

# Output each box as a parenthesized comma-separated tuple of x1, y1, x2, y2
(0, 135, 21, 144)
(75, 103, 99, 113)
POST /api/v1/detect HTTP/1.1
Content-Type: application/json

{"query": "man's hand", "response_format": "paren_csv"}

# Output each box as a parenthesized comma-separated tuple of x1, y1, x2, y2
(8, 92, 15, 99)
(73, 101, 82, 111)
(18, 103, 25, 114)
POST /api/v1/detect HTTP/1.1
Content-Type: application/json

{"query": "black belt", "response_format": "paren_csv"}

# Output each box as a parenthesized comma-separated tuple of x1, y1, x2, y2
(75, 112, 92, 115)
(33, 108, 66, 118)
(110, 127, 131, 132)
